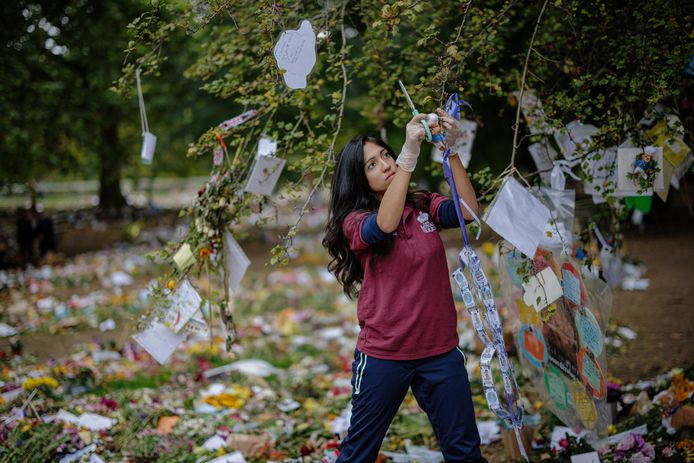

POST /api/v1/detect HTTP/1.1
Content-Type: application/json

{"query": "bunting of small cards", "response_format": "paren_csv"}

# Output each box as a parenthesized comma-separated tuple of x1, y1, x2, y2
(244, 136, 285, 196)
(273, 20, 317, 89)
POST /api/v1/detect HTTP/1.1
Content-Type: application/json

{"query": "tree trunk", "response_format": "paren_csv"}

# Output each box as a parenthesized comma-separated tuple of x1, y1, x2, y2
(98, 121, 127, 212)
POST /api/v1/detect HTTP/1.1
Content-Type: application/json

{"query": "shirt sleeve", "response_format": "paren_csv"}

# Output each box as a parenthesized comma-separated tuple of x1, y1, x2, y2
(429, 192, 469, 229)
(343, 211, 388, 253)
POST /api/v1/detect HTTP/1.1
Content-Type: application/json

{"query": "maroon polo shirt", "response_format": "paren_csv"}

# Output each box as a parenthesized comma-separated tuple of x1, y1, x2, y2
(343, 192, 459, 360)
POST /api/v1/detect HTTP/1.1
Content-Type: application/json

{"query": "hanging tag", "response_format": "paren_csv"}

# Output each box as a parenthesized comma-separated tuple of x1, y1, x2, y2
(141, 132, 157, 165)
(213, 147, 224, 166)
(218, 110, 257, 131)
(550, 164, 566, 190)
(274, 20, 317, 89)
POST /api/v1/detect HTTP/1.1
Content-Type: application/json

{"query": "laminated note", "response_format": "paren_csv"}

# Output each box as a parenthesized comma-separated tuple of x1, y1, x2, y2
(162, 278, 202, 333)
(244, 155, 286, 196)
(224, 232, 250, 293)
(583, 148, 617, 196)
(484, 177, 551, 258)
(522, 267, 563, 312)
(274, 20, 316, 89)
(132, 319, 186, 365)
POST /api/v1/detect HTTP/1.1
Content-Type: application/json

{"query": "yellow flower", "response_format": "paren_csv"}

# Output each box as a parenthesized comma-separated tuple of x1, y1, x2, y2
(482, 242, 496, 257)
(607, 424, 617, 435)
(167, 279, 176, 290)
(22, 376, 59, 391)
(199, 247, 211, 261)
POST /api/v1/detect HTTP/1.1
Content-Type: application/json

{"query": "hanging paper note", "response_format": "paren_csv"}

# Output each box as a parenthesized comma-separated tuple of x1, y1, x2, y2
(528, 142, 557, 186)
(512, 90, 554, 135)
(132, 319, 186, 365)
(224, 231, 250, 293)
(484, 177, 551, 258)
(656, 159, 674, 202)
(647, 115, 692, 167)
(553, 121, 599, 159)
(522, 267, 563, 311)
(671, 153, 694, 190)
(173, 243, 196, 271)
(616, 146, 664, 195)
(244, 155, 286, 196)
(162, 278, 202, 333)
(583, 148, 617, 196)
(273, 20, 317, 89)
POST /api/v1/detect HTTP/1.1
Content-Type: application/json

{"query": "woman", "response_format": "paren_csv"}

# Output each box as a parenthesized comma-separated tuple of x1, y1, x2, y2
(323, 109, 488, 462)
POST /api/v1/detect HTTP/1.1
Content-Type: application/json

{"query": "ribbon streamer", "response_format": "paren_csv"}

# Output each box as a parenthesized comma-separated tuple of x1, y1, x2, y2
(442, 93, 528, 460)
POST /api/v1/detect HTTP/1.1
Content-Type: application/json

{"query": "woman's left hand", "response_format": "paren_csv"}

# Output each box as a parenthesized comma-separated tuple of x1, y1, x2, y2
(435, 108, 463, 145)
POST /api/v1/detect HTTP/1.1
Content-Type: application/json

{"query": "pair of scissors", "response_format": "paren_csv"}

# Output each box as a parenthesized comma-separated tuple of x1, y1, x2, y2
(398, 80, 433, 142)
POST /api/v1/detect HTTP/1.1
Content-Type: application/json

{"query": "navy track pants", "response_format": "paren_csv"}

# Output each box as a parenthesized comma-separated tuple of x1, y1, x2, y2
(337, 347, 488, 463)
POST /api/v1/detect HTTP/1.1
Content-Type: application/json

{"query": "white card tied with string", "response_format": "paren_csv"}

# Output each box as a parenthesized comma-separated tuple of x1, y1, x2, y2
(484, 176, 551, 258)
(224, 231, 250, 294)
(273, 20, 316, 89)
(132, 319, 186, 365)
(244, 136, 285, 196)
(136, 68, 156, 165)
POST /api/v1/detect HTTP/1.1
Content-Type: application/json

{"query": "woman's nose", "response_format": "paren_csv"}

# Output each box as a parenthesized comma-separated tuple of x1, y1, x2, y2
(380, 159, 391, 171)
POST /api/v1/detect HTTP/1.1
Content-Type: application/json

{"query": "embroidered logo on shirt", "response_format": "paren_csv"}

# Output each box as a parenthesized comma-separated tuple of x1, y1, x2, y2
(417, 211, 436, 233)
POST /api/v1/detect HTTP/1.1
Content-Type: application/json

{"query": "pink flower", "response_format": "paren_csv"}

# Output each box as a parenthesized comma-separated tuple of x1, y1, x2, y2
(662, 445, 675, 457)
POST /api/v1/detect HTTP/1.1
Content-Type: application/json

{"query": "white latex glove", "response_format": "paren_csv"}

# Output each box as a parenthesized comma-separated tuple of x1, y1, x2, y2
(396, 113, 428, 172)
(435, 108, 463, 157)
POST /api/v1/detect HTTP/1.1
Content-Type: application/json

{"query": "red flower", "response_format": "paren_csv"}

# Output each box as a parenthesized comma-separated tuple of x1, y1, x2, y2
(559, 438, 569, 449)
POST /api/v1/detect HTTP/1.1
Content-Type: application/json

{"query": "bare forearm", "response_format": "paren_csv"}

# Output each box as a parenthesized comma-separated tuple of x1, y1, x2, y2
(450, 155, 478, 220)
(376, 168, 411, 233)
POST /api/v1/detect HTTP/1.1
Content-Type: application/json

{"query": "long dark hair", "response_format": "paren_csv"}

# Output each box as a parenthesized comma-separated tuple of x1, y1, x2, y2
(322, 135, 426, 298)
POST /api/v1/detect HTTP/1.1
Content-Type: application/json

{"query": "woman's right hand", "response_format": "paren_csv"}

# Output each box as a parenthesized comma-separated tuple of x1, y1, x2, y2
(397, 113, 428, 172)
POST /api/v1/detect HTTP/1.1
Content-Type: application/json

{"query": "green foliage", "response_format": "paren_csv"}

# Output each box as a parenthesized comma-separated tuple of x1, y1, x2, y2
(115, 1, 691, 337)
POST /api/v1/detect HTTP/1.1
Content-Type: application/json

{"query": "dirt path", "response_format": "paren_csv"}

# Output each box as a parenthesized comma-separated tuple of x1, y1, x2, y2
(607, 225, 694, 382)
